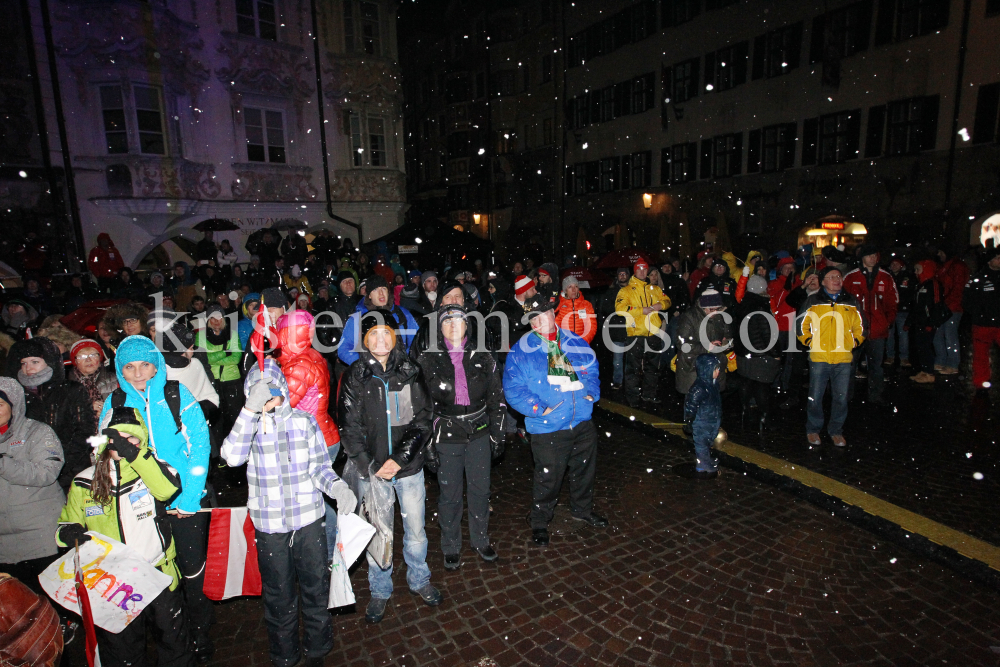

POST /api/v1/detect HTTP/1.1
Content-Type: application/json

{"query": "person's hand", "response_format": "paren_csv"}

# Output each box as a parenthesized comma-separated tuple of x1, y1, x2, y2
(328, 480, 357, 515)
(375, 459, 401, 479)
(584, 395, 594, 402)
(742, 266, 751, 277)
(59, 523, 90, 546)
(541, 407, 554, 416)
(170, 510, 196, 519)
(490, 435, 505, 460)
(245, 382, 272, 412)
(103, 429, 140, 463)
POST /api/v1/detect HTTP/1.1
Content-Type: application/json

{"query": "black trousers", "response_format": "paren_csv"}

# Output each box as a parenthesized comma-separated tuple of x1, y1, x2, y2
(624, 336, 664, 403)
(167, 513, 214, 647)
(437, 434, 491, 554)
(96, 581, 191, 667)
(740, 378, 771, 414)
(210, 379, 244, 458)
(0, 554, 59, 597)
(255, 518, 332, 667)
(529, 420, 598, 529)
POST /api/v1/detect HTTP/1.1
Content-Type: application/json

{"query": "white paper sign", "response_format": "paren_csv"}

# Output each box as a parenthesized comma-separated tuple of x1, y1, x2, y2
(328, 513, 376, 609)
(39, 532, 172, 633)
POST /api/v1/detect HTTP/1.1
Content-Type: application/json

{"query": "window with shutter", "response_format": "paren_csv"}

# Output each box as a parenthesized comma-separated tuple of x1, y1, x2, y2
(700, 139, 713, 179)
(644, 73, 656, 110)
(671, 58, 700, 103)
(972, 83, 1000, 144)
(671, 142, 698, 182)
(747, 129, 762, 173)
(660, 148, 671, 185)
(713, 133, 742, 177)
(886, 96, 938, 154)
(621, 155, 632, 189)
(802, 118, 819, 165)
(817, 109, 860, 164)
(875, 0, 950, 44)
(751, 34, 767, 79)
(865, 105, 887, 156)
(564, 166, 575, 196)
(585, 161, 600, 193)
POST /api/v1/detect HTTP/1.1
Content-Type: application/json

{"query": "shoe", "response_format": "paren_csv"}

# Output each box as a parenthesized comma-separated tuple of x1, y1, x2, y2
(572, 512, 609, 528)
(475, 545, 499, 562)
(366, 597, 389, 623)
(883, 357, 895, 366)
(62, 620, 78, 646)
(443, 553, 461, 570)
(609, 382, 621, 390)
(673, 462, 718, 479)
(831, 435, 847, 447)
(900, 359, 911, 368)
(642, 396, 663, 405)
(855, 370, 867, 379)
(806, 433, 821, 446)
(914, 371, 936, 384)
(532, 529, 549, 546)
(939, 367, 959, 375)
(934, 364, 944, 371)
(410, 584, 443, 606)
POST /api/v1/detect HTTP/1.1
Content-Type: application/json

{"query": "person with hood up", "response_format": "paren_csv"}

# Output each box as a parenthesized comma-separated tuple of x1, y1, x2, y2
(196, 305, 243, 452)
(409, 280, 473, 357)
(554, 276, 597, 344)
(68, 339, 118, 420)
(0, 377, 65, 595)
(238, 292, 261, 349)
(284, 264, 312, 296)
(843, 245, 898, 405)
(280, 231, 308, 269)
(598, 268, 631, 388)
(146, 270, 172, 301)
(695, 257, 738, 309)
(414, 305, 506, 569)
(674, 290, 732, 395)
(677, 354, 723, 479)
(337, 309, 440, 624)
(87, 232, 125, 293)
(59, 406, 190, 667)
(732, 276, 782, 433)
(1, 300, 39, 339)
(337, 275, 419, 366)
(98, 335, 214, 661)
(110, 267, 146, 301)
(6, 337, 95, 490)
(906, 259, 945, 384)
(615, 259, 670, 407)
(222, 359, 355, 667)
(503, 292, 604, 547)
(274, 309, 342, 557)
(401, 270, 440, 316)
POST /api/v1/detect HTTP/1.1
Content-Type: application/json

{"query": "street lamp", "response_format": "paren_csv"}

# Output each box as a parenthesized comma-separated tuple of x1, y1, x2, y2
(642, 193, 653, 209)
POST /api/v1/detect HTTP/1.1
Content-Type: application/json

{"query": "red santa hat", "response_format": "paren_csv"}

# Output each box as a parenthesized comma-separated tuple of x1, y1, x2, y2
(514, 275, 535, 297)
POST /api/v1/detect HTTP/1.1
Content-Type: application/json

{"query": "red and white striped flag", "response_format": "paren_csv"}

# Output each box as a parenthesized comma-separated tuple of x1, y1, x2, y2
(204, 508, 262, 601)
(74, 544, 99, 667)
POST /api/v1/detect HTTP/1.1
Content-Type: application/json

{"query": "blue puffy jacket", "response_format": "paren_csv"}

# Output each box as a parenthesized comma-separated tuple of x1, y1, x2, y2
(98, 335, 210, 514)
(337, 301, 419, 366)
(683, 354, 722, 440)
(503, 329, 600, 434)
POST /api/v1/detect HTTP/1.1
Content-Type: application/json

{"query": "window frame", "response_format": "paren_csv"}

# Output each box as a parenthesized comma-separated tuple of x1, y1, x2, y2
(344, 0, 382, 55)
(244, 105, 287, 164)
(712, 133, 743, 178)
(345, 110, 392, 168)
(670, 142, 698, 183)
(236, 0, 278, 41)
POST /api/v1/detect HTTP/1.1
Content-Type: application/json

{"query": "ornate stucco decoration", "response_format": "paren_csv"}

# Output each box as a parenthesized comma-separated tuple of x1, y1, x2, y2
(231, 163, 319, 201)
(330, 169, 405, 202)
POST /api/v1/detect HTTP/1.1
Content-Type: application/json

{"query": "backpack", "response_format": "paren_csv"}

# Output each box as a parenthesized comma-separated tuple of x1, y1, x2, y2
(110, 380, 184, 434)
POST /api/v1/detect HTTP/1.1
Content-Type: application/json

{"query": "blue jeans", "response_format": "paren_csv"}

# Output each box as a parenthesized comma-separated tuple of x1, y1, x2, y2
(322, 443, 341, 561)
(806, 361, 851, 436)
(358, 470, 431, 599)
(692, 420, 720, 473)
(886, 312, 910, 362)
(933, 312, 962, 369)
(612, 350, 624, 385)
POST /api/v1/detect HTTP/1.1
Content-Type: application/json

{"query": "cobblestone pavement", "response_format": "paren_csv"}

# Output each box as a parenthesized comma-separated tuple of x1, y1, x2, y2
(202, 414, 1000, 667)
(603, 353, 1000, 547)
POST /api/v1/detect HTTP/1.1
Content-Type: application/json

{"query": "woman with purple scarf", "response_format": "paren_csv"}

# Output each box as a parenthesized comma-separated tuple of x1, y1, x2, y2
(414, 305, 506, 570)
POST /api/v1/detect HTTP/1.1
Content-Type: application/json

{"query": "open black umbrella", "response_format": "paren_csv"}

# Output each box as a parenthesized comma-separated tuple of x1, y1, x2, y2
(270, 218, 307, 231)
(193, 218, 240, 232)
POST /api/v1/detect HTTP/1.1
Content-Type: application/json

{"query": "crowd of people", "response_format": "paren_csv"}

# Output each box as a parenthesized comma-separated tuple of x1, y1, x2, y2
(1, 225, 998, 667)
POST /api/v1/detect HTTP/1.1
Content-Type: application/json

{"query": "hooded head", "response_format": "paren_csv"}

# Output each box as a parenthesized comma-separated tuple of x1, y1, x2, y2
(915, 259, 937, 282)
(0, 377, 25, 442)
(114, 335, 166, 400)
(276, 309, 315, 356)
(695, 353, 721, 384)
(1, 300, 38, 329)
(243, 359, 291, 419)
(6, 337, 65, 385)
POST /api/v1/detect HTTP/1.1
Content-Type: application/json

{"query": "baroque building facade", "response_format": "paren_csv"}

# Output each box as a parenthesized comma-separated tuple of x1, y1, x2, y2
(10, 0, 406, 269)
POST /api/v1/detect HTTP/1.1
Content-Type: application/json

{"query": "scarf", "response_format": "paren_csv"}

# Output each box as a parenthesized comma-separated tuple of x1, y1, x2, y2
(18, 366, 53, 388)
(444, 337, 470, 406)
(75, 369, 104, 406)
(535, 331, 583, 391)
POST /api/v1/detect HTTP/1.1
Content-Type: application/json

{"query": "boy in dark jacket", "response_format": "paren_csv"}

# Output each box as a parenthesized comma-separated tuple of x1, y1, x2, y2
(678, 354, 722, 480)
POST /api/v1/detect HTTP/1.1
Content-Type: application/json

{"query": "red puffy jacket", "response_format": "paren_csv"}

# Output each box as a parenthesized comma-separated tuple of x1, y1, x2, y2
(276, 310, 340, 447)
(88, 233, 125, 279)
(842, 267, 899, 339)
(938, 257, 970, 313)
(554, 295, 597, 343)
(768, 274, 801, 332)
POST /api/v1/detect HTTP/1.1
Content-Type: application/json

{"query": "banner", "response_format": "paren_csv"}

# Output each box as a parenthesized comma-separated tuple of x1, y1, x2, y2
(39, 533, 172, 634)
(204, 507, 262, 601)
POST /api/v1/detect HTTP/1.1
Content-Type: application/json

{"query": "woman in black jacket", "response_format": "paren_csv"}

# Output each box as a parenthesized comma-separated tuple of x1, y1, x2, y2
(415, 305, 505, 569)
(732, 276, 782, 433)
(5, 336, 96, 490)
(337, 309, 440, 622)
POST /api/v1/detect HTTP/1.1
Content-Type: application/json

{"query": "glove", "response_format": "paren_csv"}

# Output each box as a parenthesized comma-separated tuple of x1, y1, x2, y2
(742, 266, 751, 277)
(327, 479, 357, 516)
(245, 382, 273, 412)
(103, 428, 140, 462)
(490, 435, 505, 460)
(423, 440, 440, 474)
(59, 523, 90, 547)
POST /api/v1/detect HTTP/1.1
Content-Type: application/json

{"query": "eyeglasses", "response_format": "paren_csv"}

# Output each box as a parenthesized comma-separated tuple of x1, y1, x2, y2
(122, 318, 139, 325)
(75, 353, 101, 361)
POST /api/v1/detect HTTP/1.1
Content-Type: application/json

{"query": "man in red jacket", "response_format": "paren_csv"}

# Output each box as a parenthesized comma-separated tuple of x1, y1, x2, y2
(843, 245, 898, 405)
(934, 248, 969, 374)
(87, 232, 125, 294)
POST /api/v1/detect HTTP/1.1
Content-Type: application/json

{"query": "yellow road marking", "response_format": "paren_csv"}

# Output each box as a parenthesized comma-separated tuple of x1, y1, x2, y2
(597, 398, 1000, 572)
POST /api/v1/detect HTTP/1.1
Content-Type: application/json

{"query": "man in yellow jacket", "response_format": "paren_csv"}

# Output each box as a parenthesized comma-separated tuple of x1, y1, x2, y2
(798, 266, 865, 448)
(615, 260, 671, 407)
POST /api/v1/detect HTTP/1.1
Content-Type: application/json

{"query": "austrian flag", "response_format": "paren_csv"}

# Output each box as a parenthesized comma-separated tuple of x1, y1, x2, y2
(204, 508, 262, 600)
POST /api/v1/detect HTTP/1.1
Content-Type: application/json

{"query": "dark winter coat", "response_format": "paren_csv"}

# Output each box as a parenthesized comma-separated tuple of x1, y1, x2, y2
(907, 277, 943, 332)
(891, 268, 917, 313)
(732, 292, 782, 383)
(683, 354, 722, 440)
(280, 235, 308, 269)
(661, 273, 691, 317)
(338, 346, 433, 479)
(5, 337, 96, 490)
(674, 304, 731, 394)
(598, 282, 628, 344)
(414, 342, 506, 444)
(695, 260, 738, 309)
(962, 268, 1000, 328)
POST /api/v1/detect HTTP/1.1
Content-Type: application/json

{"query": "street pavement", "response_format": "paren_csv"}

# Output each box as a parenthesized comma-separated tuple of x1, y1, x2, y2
(199, 410, 1000, 667)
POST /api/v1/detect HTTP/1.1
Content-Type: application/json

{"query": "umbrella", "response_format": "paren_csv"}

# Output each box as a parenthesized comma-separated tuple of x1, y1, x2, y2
(61, 299, 129, 337)
(271, 218, 307, 231)
(593, 248, 657, 270)
(560, 267, 612, 289)
(193, 218, 240, 232)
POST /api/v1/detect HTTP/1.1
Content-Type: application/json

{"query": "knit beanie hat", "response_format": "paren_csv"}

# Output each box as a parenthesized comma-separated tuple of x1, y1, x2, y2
(206, 304, 226, 321)
(438, 304, 468, 324)
(514, 275, 535, 297)
(261, 287, 287, 308)
(70, 339, 104, 363)
(562, 276, 580, 291)
(699, 289, 724, 309)
(818, 265, 843, 282)
(421, 270, 437, 283)
(746, 275, 768, 296)
(366, 275, 390, 294)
